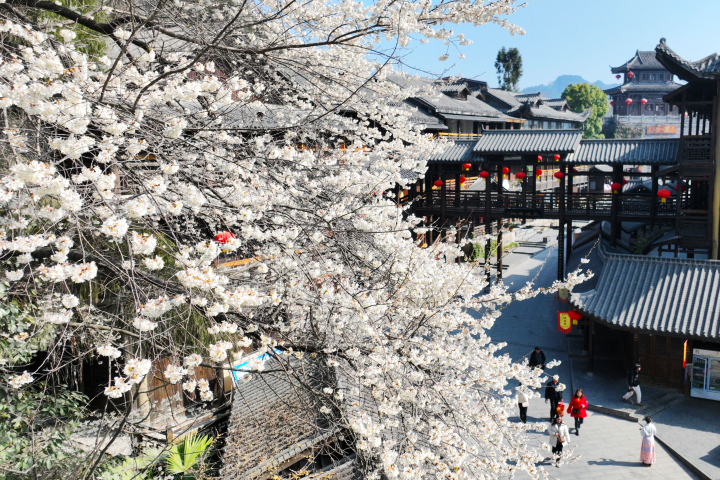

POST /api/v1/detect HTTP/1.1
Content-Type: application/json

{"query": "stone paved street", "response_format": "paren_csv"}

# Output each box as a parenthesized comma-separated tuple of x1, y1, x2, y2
(471, 229, 700, 479)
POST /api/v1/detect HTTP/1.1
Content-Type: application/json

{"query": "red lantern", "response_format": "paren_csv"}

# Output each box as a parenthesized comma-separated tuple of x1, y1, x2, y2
(554, 171, 564, 182)
(611, 182, 621, 193)
(572, 168, 579, 173)
(556, 403, 565, 416)
(622, 178, 628, 185)
(214, 231, 235, 244)
(625, 98, 632, 105)
(610, 100, 614, 106)
(537, 155, 543, 162)
(568, 310, 583, 321)
(433, 179, 443, 188)
(502, 167, 509, 175)
(615, 74, 621, 79)
(516, 171, 526, 181)
(554, 154, 561, 161)
(657, 189, 671, 203)
(535, 168, 543, 178)
(479, 171, 490, 179)
(628, 71, 634, 79)
(641, 98, 647, 105)
(459, 175, 467, 184)
(462, 163, 472, 171)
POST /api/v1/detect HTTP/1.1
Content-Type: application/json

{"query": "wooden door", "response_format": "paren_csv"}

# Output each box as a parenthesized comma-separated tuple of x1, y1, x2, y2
(635, 334, 684, 389)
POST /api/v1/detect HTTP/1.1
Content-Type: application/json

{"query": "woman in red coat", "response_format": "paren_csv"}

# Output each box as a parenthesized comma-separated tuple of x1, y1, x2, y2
(567, 389, 588, 436)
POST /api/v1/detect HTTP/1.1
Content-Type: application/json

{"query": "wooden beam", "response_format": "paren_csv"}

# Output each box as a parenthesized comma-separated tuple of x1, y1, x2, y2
(712, 83, 720, 259)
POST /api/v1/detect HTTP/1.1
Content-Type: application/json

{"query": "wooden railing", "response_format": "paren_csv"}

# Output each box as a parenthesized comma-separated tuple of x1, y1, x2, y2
(680, 135, 713, 164)
(419, 190, 679, 218)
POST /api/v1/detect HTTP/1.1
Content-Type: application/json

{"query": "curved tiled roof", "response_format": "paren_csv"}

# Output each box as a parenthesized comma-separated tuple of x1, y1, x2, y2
(221, 361, 334, 480)
(543, 98, 569, 110)
(414, 92, 505, 117)
(611, 50, 666, 73)
(655, 39, 720, 82)
(572, 255, 720, 340)
(473, 129, 582, 154)
(511, 103, 591, 123)
(428, 140, 476, 162)
(604, 82, 680, 95)
(572, 138, 679, 164)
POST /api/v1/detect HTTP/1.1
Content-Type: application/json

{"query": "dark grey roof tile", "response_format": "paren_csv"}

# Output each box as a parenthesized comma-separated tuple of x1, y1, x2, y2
(573, 138, 679, 165)
(473, 130, 582, 154)
(611, 50, 666, 73)
(572, 255, 720, 339)
(429, 140, 476, 162)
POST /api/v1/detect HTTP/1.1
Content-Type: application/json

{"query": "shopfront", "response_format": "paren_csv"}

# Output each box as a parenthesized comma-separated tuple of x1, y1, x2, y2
(691, 349, 720, 401)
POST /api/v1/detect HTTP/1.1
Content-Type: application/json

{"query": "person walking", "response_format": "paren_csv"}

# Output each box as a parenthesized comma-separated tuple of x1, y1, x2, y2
(548, 415, 570, 468)
(529, 346, 546, 370)
(516, 386, 529, 423)
(640, 416, 657, 466)
(567, 389, 588, 435)
(545, 375, 563, 421)
(622, 364, 644, 406)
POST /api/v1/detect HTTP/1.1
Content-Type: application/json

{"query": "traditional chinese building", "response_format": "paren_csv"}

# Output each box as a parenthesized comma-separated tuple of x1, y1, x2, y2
(388, 74, 591, 138)
(565, 39, 720, 394)
(604, 50, 682, 138)
(482, 89, 591, 130)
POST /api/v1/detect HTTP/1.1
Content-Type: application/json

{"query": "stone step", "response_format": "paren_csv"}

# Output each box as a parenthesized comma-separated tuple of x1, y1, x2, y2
(632, 391, 685, 419)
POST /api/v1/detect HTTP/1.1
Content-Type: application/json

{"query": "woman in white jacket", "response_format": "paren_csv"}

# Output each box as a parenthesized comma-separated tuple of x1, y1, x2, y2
(515, 386, 530, 423)
(548, 415, 570, 467)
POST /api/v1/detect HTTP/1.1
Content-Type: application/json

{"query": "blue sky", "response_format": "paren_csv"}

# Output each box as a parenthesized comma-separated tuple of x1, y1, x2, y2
(387, 0, 720, 88)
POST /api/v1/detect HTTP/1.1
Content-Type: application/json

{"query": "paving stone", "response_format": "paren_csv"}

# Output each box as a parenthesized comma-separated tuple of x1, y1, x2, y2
(475, 244, 700, 479)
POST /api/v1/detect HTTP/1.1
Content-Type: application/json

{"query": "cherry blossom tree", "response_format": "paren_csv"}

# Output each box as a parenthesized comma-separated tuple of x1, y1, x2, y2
(0, 0, 595, 477)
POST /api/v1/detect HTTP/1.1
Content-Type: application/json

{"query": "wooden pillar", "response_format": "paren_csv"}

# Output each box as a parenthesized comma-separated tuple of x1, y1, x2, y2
(497, 163, 504, 194)
(567, 166, 574, 211)
(440, 174, 447, 221)
(566, 220, 573, 266)
(610, 165, 622, 247)
(427, 216, 434, 246)
(587, 320, 595, 377)
(680, 91, 686, 136)
(496, 228, 503, 283)
(484, 167, 493, 287)
(484, 236, 492, 287)
(454, 173, 461, 207)
(650, 165, 659, 229)
(531, 163, 538, 208)
(712, 84, 720, 259)
(425, 174, 433, 209)
(521, 164, 528, 208)
(557, 163, 566, 280)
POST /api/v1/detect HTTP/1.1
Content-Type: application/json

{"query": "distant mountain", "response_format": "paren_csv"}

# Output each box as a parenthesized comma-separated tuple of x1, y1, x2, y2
(521, 75, 619, 99)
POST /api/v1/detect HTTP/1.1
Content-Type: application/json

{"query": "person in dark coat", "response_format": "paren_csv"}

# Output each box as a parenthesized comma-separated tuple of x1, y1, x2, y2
(622, 364, 644, 406)
(529, 346, 546, 370)
(545, 375, 564, 421)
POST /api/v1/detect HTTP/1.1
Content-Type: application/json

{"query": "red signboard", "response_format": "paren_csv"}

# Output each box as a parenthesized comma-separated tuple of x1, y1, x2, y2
(647, 125, 677, 134)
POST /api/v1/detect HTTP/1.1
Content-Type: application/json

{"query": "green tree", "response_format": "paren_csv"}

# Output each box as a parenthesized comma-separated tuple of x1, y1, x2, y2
(495, 47, 523, 92)
(562, 83, 610, 139)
